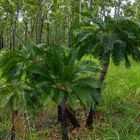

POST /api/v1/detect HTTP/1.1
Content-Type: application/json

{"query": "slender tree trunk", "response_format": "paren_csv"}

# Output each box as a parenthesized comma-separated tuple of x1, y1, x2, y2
(10, 31, 12, 50)
(2, 30, 4, 49)
(11, 111, 18, 140)
(88, 0, 93, 8)
(79, 0, 82, 23)
(12, 0, 20, 48)
(114, 1, 117, 19)
(7, 27, 9, 48)
(60, 98, 69, 140)
(9, 21, 13, 50)
(117, 0, 121, 17)
(37, 0, 42, 44)
(47, 23, 50, 45)
(68, 28, 72, 48)
(68, 6, 72, 48)
(24, 21, 28, 42)
(0, 28, 4, 50)
(36, 22, 38, 44)
(41, 14, 44, 43)
(12, 22, 16, 49)
(86, 51, 110, 128)
(30, 16, 37, 40)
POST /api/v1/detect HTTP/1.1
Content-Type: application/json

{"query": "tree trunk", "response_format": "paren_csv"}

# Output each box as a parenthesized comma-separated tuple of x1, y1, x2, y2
(79, 0, 82, 23)
(0, 28, 4, 50)
(30, 16, 37, 40)
(60, 98, 69, 140)
(37, 0, 42, 44)
(86, 51, 110, 128)
(65, 108, 80, 128)
(24, 21, 28, 42)
(10, 31, 12, 50)
(12, 0, 20, 48)
(7, 27, 9, 48)
(11, 111, 18, 140)
(58, 106, 80, 128)
(41, 14, 44, 43)
(68, 7, 72, 48)
(88, 0, 93, 8)
(12, 25, 16, 49)
(23, 111, 30, 139)
(47, 23, 50, 46)
(68, 28, 72, 48)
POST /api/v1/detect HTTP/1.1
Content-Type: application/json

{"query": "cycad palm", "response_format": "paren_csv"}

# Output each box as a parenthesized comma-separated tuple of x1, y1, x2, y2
(25, 46, 101, 139)
(0, 45, 101, 140)
(74, 16, 140, 127)
(0, 48, 32, 140)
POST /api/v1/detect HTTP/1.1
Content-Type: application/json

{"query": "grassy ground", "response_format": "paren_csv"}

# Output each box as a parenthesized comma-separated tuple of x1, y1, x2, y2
(0, 60, 140, 140)
(90, 61, 140, 140)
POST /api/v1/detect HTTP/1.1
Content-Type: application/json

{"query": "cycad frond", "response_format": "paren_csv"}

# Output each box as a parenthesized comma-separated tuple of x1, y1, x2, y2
(74, 16, 140, 66)
(0, 45, 101, 111)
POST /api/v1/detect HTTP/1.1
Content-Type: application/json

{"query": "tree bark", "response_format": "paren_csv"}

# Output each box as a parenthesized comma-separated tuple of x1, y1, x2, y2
(68, 7, 72, 48)
(88, 0, 93, 8)
(58, 106, 80, 128)
(37, 0, 42, 44)
(47, 23, 50, 45)
(86, 51, 110, 128)
(24, 21, 28, 42)
(11, 111, 18, 140)
(12, 0, 20, 48)
(68, 28, 72, 48)
(30, 16, 37, 40)
(60, 98, 69, 140)
(0, 28, 4, 50)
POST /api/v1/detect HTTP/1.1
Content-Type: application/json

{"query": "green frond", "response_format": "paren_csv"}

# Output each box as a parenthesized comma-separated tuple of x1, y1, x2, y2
(0, 44, 100, 111)
(74, 16, 140, 66)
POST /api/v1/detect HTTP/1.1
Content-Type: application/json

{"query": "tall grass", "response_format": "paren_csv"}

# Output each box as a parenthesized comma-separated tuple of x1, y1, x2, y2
(90, 60, 140, 140)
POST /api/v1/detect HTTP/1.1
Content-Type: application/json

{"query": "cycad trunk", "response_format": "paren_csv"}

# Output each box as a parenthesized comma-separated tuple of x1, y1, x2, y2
(11, 111, 18, 140)
(60, 97, 69, 140)
(58, 106, 80, 128)
(86, 51, 110, 128)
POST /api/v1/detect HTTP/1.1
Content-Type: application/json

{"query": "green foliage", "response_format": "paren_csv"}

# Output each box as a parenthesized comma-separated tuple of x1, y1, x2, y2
(74, 16, 140, 67)
(0, 45, 101, 112)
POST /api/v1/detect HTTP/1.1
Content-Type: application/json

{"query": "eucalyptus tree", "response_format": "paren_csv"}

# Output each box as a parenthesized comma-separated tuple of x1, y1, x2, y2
(123, 0, 140, 21)
(0, 0, 24, 49)
(22, 0, 38, 43)
(74, 16, 140, 127)
(133, 0, 140, 20)
(0, 0, 14, 49)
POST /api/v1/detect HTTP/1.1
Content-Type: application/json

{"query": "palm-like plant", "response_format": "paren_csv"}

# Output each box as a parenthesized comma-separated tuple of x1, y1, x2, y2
(0, 45, 101, 140)
(74, 16, 140, 127)
(25, 46, 101, 140)
(0, 48, 34, 140)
